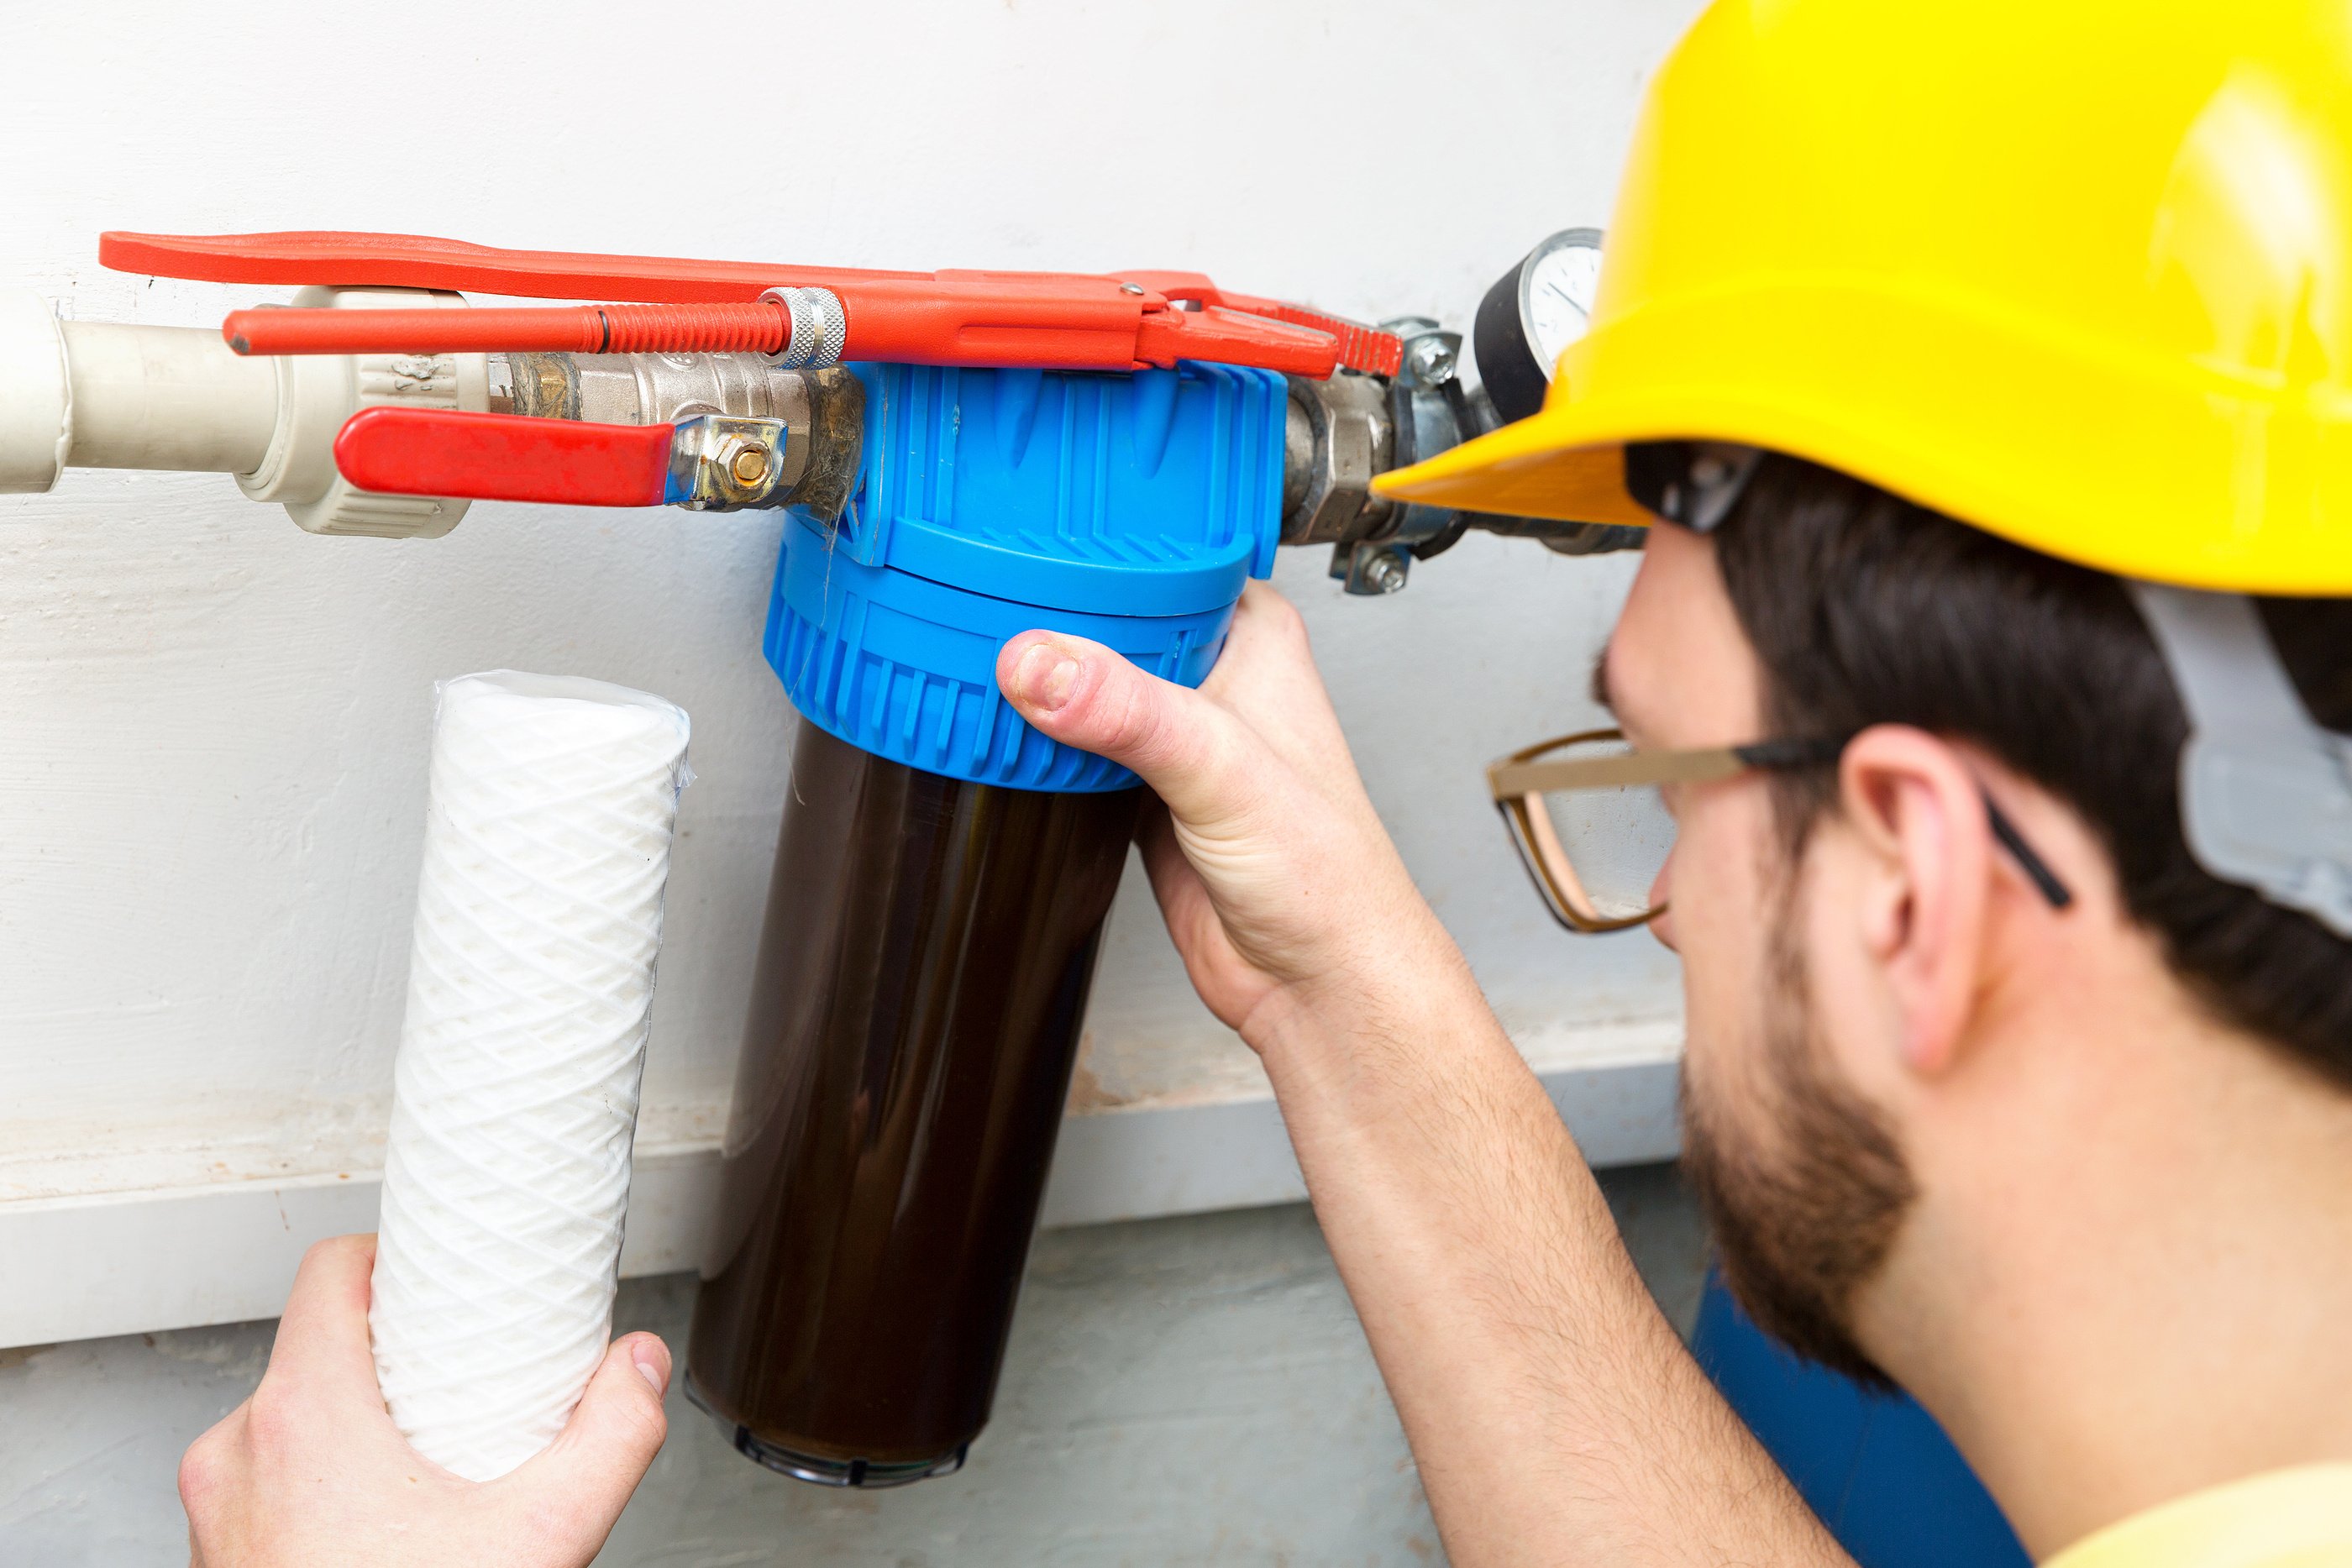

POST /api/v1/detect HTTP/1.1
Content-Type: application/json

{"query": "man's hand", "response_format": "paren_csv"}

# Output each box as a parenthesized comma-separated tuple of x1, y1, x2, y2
(998, 580, 1466, 1047)
(180, 1235, 669, 1568)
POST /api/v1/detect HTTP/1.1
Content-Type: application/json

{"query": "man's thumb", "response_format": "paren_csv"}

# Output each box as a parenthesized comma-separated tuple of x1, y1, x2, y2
(997, 632, 1257, 823)
(516, 1333, 670, 1531)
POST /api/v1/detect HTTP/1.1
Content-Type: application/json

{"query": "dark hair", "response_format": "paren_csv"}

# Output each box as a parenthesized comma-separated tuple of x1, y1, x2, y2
(1710, 454, 2352, 1091)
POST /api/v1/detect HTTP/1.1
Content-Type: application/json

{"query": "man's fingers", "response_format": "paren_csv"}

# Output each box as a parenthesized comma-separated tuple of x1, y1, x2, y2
(516, 1332, 670, 1542)
(1200, 585, 1361, 786)
(1209, 581, 1315, 706)
(259, 1235, 385, 1409)
(998, 632, 1268, 826)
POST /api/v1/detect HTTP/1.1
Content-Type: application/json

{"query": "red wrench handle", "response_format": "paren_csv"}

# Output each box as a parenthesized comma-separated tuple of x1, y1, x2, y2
(335, 408, 672, 507)
(102, 229, 921, 303)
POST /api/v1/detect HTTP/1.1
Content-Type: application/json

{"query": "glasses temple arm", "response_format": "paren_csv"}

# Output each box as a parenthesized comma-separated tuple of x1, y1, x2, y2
(1981, 791, 2074, 910)
(1750, 737, 2072, 910)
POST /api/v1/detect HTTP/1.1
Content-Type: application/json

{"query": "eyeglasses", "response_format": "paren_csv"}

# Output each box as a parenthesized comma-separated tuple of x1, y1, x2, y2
(1487, 728, 2075, 933)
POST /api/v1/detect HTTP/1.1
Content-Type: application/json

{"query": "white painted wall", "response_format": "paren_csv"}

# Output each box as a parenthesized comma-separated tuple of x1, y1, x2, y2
(0, 0, 1703, 1326)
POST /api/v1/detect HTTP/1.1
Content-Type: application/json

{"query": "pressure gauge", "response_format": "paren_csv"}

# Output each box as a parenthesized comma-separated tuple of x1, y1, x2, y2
(1472, 228, 1604, 425)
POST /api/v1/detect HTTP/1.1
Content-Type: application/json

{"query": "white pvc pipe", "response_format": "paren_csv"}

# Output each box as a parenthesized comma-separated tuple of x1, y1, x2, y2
(369, 671, 692, 1481)
(0, 294, 283, 490)
(60, 319, 279, 474)
(0, 291, 70, 491)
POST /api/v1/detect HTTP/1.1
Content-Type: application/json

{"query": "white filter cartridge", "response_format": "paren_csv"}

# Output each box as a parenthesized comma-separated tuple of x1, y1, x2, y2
(370, 670, 691, 1481)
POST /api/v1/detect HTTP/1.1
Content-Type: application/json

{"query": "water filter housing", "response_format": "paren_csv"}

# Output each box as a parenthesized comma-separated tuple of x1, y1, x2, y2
(764, 360, 1288, 790)
(692, 356, 1287, 1485)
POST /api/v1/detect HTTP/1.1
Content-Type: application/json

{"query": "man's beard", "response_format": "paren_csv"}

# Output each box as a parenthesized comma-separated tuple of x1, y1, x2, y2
(1677, 879, 1917, 1388)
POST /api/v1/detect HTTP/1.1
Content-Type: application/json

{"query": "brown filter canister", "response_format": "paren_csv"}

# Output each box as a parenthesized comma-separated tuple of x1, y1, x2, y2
(686, 721, 1142, 1485)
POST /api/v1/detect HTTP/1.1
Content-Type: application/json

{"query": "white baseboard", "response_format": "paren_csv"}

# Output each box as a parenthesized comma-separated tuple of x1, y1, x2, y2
(0, 1021, 1679, 1350)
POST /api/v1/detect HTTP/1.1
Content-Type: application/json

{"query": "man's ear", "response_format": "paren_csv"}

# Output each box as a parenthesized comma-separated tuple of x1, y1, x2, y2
(1835, 726, 1994, 1078)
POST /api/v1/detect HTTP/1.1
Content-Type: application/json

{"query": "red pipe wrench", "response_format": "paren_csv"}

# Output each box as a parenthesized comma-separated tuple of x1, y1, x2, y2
(102, 230, 1402, 378)
(101, 229, 1402, 509)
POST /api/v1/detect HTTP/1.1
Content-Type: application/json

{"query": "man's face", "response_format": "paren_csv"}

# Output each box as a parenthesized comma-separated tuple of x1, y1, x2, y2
(1605, 522, 1913, 1382)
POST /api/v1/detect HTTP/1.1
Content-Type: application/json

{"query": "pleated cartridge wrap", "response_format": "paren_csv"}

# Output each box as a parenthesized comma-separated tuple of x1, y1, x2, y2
(370, 670, 692, 1481)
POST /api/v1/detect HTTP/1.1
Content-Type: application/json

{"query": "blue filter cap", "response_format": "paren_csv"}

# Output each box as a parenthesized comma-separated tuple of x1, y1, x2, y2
(764, 360, 1287, 791)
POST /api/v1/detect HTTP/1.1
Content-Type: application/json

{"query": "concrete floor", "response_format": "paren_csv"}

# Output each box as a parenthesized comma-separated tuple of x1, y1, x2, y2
(0, 1164, 1707, 1566)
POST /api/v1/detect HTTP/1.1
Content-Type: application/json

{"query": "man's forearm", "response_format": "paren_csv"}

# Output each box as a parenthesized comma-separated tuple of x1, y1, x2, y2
(1249, 952, 1846, 1567)
(984, 596, 1844, 1560)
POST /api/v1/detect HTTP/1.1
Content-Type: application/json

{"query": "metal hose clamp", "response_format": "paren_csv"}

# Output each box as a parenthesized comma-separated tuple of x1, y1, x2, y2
(760, 286, 848, 370)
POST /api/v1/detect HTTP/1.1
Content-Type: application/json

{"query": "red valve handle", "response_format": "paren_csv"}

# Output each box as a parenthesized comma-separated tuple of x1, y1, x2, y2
(105, 230, 1398, 378)
(335, 408, 673, 507)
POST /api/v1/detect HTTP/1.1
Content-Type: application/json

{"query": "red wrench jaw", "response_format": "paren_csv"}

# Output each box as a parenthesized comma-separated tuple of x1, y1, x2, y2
(1133, 306, 1342, 377)
(1113, 270, 1404, 376)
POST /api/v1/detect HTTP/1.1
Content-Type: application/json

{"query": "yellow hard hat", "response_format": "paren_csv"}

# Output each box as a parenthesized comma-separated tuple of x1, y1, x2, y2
(1377, 0, 2352, 595)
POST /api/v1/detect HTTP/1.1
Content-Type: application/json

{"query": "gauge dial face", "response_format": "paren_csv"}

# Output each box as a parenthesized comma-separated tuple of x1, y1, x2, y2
(1520, 231, 1604, 378)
